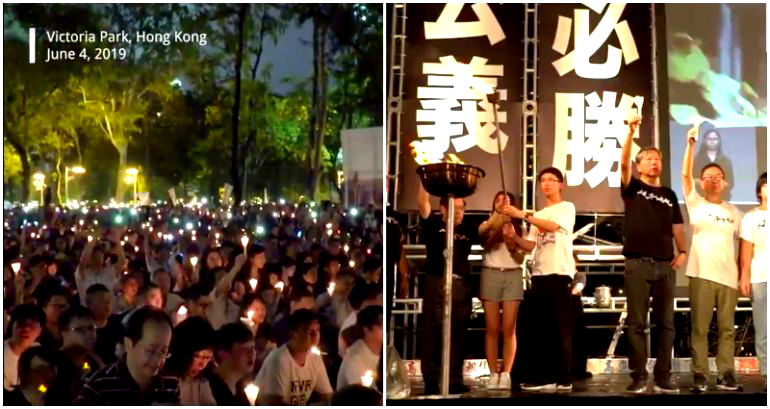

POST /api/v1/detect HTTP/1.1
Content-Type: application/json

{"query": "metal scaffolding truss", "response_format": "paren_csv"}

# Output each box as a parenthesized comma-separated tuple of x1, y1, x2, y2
(386, 4, 407, 208)
(522, 3, 538, 212)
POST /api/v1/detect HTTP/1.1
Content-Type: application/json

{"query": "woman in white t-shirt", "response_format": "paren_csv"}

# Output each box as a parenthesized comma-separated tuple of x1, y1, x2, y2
(477, 191, 525, 390)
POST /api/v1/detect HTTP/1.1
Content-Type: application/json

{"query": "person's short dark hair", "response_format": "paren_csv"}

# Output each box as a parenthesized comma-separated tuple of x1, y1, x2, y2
(123, 306, 172, 345)
(214, 322, 254, 354)
(165, 316, 215, 376)
(240, 292, 266, 312)
(264, 263, 281, 276)
(281, 256, 296, 268)
(139, 282, 160, 299)
(247, 244, 265, 258)
(185, 284, 210, 303)
(700, 163, 726, 178)
(38, 285, 70, 309)
(288, 308, 318, 333)
(86, 283, 110, 297)
(363, 257, 381, 273)
(10, 304, 46, 329)
(27, 254, 47, 270)
(58, 305, 94, 333)
(288, 286, 314, 304)
(321, 255, 341, 269)
(331, 384, 383, 406)
(757, 172, 767, 200)
(18, 346, 58, 384)
(348, 282, 382, 311)
(538, 167, 565, 183)
(439, 196, 467, 209)
(357, 305, 383, 329)
(634, 146, 663, 164)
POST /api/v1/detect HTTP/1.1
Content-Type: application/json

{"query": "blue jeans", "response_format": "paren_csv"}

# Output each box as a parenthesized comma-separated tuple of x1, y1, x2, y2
(752, 282, 767, 376)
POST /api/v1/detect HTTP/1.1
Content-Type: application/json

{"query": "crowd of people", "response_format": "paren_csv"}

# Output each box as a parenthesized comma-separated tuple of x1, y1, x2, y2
(3, 200, 384, 405)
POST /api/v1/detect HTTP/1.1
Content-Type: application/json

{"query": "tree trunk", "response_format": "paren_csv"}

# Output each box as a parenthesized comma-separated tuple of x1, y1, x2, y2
(115, 143, 128, 201)
(231, 4, 249, 206)
(308, 14, 329, 200)
(4, 129, 31, 202)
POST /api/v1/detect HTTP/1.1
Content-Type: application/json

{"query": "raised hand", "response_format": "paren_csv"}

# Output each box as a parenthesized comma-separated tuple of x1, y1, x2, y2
(628, 114, 642, 133)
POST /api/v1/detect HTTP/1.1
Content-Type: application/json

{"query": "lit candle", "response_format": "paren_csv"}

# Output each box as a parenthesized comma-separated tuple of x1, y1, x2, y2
(83, 361, 90, 371)
(247, 310, 255, 321)
(134, 246, 140, 253)
(327, 282, 336, 296)
(38, 384, 47, 393)
(361, 370, 374, 387)
(244, 383, 259, 406)
(343, 244, 350, 253)
(349, 260, 356, 268)
(274, 281, 284, 292)
(241, 235, 249, 254)
(78, 219, 84, 226)
(11, 262, 21, 274)
(87, 235, 93, 242)
(190, 256, 198, 267)
(249, 278, 258, 291)
(311, 346, 322, 356)
(177, 305, 188, 321)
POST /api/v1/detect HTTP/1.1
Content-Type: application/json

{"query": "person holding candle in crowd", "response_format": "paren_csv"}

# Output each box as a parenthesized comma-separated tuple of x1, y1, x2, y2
(3, 346, 58, 406)
(255, 309, 333, 405)
(337, 305, 383, 390)
(4, 304, 46, 391)
(239, 293, 275, 375)
(75, 234, 126, 306)
(206, 322, 255, 405)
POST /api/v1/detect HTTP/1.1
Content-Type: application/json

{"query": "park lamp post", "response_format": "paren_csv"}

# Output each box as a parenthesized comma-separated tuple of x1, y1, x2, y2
(125, 167, 139, 204)
(32, 173, 46, 205)
(65, 165, 86, 205)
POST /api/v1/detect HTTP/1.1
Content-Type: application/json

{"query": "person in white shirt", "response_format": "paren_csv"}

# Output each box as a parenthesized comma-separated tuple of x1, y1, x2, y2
(4, 304, 44, 391)
(338, 283, 382, 357)
(337, 305, 382, 390)
(75, 237, 125, 306)
(477, 191, 525, 390)
(255, 309, 333, 405)
(682, 125, 744, 392)
(503, 167, 577, 392)
(739, 172, 767, 387)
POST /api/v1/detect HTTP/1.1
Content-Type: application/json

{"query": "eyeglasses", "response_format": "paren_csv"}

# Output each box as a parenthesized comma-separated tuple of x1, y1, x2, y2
(702, 175, 724, 181)
(143, 347, 172, 360)
(68, 324, 97, 334)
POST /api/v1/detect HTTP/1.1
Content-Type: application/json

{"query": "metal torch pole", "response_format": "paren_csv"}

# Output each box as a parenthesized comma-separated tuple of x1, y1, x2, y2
(489, 91, 506, 194)
(440, 196, 455, 396)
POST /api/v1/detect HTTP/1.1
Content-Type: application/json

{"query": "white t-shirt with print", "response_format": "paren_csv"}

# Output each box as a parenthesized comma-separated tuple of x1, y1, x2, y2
(740, 208, 767, 284)
(337, 339, 380, 390)
(526, 201, 576, 278)
(254, 344, 333, 405)
(684, 187, 742, 289)
(4, 341, 19, 391)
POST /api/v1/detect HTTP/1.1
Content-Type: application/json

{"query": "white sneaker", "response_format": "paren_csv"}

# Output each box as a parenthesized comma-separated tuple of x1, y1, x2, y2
(497, 372, 512, 390)
(487, 372, 500, 389)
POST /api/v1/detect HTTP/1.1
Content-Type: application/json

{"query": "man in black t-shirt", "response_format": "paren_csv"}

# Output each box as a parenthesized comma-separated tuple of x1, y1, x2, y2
(620, 116, 687, 394)
(416, 179, 477, 395)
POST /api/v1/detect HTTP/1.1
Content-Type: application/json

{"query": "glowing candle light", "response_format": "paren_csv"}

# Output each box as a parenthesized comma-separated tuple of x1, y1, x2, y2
(311, 346, 322, 356)
(38, 384, 47, 393)
(274, 281, 284, 292)
(87, 235, 93, 242)
(244, 383, 259, 406)
(327, 282, 336, 296)
(241, 235, 249, 254)
(249, 278, 258, 291)
(11, 262, 21, 274)
(361, 370, 374, 387)
(190, 256, 198, 267)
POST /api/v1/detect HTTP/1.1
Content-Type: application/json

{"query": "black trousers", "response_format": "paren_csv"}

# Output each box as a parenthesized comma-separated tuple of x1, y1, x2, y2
(624, 257, 675, 382)
(571, 293, 588, 376)
(514, 275, 574, 385)
(420, 274, 472, 392)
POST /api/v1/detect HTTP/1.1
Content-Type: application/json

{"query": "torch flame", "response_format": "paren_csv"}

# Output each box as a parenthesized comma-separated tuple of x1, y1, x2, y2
(445, 153, 465, 164)
(409, 141, 466, 165)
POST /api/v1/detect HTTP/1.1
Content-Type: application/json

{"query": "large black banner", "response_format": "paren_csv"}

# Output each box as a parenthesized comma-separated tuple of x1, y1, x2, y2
(537, 3, 655, 213)
(396, 4, 524, 212)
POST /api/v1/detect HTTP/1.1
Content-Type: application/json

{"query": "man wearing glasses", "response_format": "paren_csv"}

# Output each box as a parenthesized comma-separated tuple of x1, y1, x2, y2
(74, 307, 179, 405)
(682, 125, 743, 392)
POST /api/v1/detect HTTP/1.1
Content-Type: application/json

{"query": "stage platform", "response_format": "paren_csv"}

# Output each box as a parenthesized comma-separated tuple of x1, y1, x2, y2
(387, 373, 767, 406)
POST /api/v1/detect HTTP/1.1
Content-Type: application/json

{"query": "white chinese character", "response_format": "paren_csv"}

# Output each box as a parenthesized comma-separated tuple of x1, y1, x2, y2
(552, 91, 644, 188)
(424, 3, 505, 45)
(551, 3, 639, 79)
(413, 56, 508, 158)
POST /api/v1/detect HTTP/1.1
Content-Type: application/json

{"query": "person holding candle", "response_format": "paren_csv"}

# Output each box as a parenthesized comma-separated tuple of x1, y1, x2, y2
(4, 304, 45, 391)
(239, 294, 275, 375)
(337, 305, 382, 390)
(3, 346, 58, 406)
(207, 322, 255, 405)
(255, 309, 333, 405)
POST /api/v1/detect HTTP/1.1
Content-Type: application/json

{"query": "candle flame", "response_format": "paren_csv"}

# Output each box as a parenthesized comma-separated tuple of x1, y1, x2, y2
(244, 383, 259, 405)
(361, 370, 374, 387)
(83, 361, 90, 371)
(274, 281, 285, 292)
(178, 306, 188, 316)
(190, 256, 198, 267)
(327, 282, 336, 296)
(249, 278, 258, 291)
(38, 384, 47, 393)
(11, 262, 21, 274)
(247, 310, 255, 320)
(311, 346, 322, 356)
